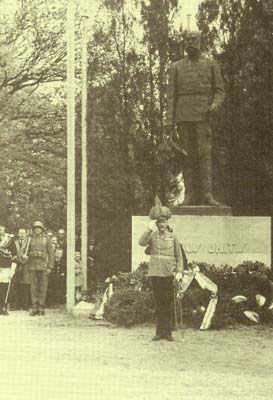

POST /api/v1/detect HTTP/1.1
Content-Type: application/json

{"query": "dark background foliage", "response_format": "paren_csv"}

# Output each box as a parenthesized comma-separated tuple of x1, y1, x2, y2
(0, 0, 272, 279)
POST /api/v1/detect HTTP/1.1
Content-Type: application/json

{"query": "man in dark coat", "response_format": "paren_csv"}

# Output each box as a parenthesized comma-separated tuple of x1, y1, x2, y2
(165, 30, 225, 206)
(12, 228, 31, 310)
(57, 229, 66, 250)
(28, 221, 54, 316)
(47, 248, 65, 306)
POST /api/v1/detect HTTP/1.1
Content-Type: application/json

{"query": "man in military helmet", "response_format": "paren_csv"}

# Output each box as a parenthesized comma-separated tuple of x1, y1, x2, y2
(165, 30, 225, 206)
(28, 221, 54, 316)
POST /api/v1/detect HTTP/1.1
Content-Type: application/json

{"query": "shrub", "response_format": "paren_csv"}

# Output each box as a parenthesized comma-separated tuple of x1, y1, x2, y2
(103, 261, 273, 329)
(104, 288, 154, 327)
(113, 262, 150, 291)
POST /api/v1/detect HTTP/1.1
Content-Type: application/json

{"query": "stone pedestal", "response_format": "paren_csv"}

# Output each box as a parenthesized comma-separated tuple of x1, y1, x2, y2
(132, 214, 271, 270)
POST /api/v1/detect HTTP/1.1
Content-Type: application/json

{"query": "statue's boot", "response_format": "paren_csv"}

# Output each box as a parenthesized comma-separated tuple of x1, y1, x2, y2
(203, 192, 221, 207)
(182, 192, 195, 206)
(200, 158, 221, 207)
(182, 167, 195, 206)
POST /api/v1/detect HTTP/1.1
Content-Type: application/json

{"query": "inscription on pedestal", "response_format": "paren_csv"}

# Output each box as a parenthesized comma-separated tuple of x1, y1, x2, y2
(132, 216, 271, 269)
(183, 242, 248, 255)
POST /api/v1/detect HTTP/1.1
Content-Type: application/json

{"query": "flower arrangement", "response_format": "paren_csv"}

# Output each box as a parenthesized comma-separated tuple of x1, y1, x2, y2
(103, 261, 273, 329)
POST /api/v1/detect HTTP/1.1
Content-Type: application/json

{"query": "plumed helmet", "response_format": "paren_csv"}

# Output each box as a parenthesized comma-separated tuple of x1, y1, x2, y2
(32, 221, 45, 231)
(149, 195, 172, 221)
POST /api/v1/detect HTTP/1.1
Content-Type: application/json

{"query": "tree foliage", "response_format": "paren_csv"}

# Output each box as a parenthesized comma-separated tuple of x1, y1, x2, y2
(0, 0, 67, 231)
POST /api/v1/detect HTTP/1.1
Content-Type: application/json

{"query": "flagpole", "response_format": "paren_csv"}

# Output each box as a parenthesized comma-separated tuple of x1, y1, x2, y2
(81, 12, 89, 291)
(66, 0, 76, 311)
(186, 14, 191, 31)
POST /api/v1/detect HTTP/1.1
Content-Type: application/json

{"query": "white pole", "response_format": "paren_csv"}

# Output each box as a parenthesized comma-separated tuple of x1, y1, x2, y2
(186, 14, 191, 31)
(81, 14, 88, 291)
(66, 0, 75, 312)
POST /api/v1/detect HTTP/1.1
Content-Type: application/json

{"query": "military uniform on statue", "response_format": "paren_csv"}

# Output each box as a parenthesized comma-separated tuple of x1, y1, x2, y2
(138, 198, 184, 341)
(28, 221, 54, 316)
(0, 225, 17, 315)
(165, 31, 225, 206)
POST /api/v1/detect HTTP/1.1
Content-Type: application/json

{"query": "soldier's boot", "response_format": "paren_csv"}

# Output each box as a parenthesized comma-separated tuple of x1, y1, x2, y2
(203, 193, 221, 207)
(181, 167, 195, 206)
(2, 306, 9, 316)
(29, 304, 39, 316)
(38, 305, 45, 316)
(200, 158, 221, 207)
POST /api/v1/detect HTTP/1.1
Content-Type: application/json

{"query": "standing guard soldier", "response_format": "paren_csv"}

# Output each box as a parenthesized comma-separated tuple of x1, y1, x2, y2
(165, 30, 225, 206)
(28, 221, 54, 316)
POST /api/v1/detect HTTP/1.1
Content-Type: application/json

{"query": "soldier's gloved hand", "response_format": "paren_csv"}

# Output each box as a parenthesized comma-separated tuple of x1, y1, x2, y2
(148, 220, 158, 232)
(46, 268, 52, 275)
(175, 272, 183, 282)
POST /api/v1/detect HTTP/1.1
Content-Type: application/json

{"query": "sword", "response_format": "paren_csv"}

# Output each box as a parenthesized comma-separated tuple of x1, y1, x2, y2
(4, 262, 17, 306)
(179, 295, 184, 342)
(177, 280, 185, 342)
(173, 279, 178, 331)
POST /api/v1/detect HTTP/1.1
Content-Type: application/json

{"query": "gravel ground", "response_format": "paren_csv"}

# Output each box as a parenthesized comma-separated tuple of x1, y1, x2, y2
(0, 308, 272, 400)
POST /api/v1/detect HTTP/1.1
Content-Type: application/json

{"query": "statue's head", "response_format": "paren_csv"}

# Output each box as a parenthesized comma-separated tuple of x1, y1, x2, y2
(185, 30, 201, 58)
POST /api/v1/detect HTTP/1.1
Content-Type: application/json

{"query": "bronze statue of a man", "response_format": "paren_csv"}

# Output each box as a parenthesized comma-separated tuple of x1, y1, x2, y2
(165, 31, 225, 206)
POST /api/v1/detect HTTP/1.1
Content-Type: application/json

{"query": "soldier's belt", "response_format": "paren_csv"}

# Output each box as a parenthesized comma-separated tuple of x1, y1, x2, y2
(151, 255, 175, 260)
(29, 251, 47, 259)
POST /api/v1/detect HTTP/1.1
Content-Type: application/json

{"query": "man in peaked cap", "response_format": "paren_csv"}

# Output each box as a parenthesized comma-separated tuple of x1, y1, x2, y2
(165, 30, 225, 206)
(28, 221, 54, 316)
(11, 227, 31, 311)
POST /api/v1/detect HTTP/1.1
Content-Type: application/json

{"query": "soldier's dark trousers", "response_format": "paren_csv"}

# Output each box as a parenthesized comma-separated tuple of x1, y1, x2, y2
(151, 277, 173, 337)
(177, 122, 213, 201)
(13, 283, 31, 310)
(29, 270, 48, 309)
(0, 283, 8, 312)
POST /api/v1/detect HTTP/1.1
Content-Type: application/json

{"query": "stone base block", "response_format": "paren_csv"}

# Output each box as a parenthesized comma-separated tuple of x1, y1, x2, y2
(72, 301, 95, 317)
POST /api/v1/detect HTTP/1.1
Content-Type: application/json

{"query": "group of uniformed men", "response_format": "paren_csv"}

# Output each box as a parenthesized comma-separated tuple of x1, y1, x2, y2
(0, 221, 66, 316)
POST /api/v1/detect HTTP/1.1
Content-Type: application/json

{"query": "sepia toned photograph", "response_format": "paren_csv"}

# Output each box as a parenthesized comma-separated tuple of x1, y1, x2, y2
(0, 0, 272, 399)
